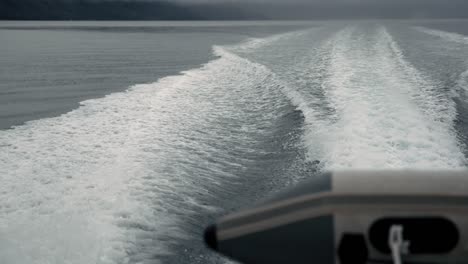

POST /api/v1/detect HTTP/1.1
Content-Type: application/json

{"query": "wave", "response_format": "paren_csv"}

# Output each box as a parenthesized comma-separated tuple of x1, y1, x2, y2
(225, 29, 311, 53)
(291, 25, 466, 169)
(414, 26, 468, 45)
(1, 24, 467, 264)
(0, 36, 294, 263)
(460, 69, 468, 92)
(412, 27, 468, 116)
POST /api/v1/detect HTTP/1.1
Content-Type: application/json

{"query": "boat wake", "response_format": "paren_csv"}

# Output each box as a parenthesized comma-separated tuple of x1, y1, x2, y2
(0, 23, 467, 264)
(414, 26, 468, 45)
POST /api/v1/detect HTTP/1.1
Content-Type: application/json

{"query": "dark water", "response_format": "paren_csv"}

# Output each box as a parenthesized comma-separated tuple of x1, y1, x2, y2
(0, 21, 307, 129)
(0, 20, 467, 264)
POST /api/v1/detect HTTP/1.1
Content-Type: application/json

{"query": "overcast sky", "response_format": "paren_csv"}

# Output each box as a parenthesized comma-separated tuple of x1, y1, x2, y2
(176, 0, 468, 19)
(3, 0, 468, 20)
(101, 0, 468, 19)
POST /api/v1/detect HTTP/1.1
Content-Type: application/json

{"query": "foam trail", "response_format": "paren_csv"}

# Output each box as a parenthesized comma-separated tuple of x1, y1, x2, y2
(227, 29, 310, 53)
(2, 24, 467, 264)
(460, 70, 468, 92)
(0, 36, 291, 263)
(298, 26, 466, 169)
(412, 27, 468, 104)
(414, 26, 468, 45)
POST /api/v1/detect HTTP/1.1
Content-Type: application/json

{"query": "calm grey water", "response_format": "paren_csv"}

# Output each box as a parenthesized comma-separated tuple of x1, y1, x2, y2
(1, 20, 468, 264)
(0, 21, 306, 129)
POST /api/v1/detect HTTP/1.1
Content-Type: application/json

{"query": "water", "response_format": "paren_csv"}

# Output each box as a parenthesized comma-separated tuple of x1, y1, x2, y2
(0, 20, 468, 264)
(0, 21, 305, 129)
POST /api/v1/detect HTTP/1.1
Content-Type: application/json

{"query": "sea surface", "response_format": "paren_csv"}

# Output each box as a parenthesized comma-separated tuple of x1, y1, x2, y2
(1, 20, 468, 264)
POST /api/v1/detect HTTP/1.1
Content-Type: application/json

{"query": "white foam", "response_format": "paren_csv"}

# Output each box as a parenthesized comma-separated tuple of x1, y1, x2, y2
(414, 26, 468, 45)
(2, 24, 467, 263)
(297, 26, 466, 169)
(226, 29, 310, 53)
(0, 42, 289, 263)
(412, 27, 468, 98)
(457, 70, 468, 95)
